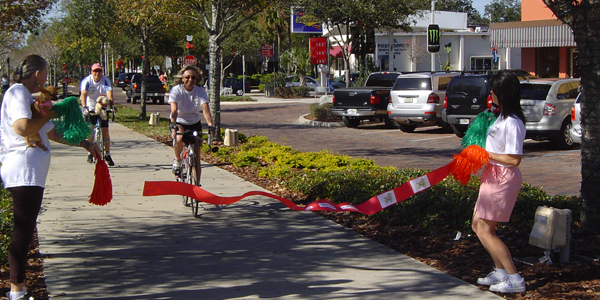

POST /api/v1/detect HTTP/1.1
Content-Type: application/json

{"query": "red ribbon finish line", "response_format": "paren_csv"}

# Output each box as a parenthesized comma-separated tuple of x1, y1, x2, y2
(143, 146, 488, 215)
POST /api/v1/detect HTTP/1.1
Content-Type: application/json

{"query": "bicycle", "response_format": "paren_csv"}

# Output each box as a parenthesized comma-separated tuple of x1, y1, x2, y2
(174, 125, 217, 217)
(90, 104, 115, 164)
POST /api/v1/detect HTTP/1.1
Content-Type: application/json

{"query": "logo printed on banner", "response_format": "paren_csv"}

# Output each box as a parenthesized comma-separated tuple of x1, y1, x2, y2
(319, 202, 337, 210)
(377, 191, 397, 209)
(341, 204, 358, 211)
(410, 175, 431, 193)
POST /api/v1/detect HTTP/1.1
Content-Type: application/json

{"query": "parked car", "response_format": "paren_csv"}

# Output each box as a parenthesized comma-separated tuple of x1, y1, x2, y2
(520, 78, 580, 149)
(387, 72, 459, 132)
(331, 73, 359, 89)
(223, 77, 251, 96)
(116, 72, 138, 90)
(125, 74, 166, 104)
(285, 75, 319, 91)
(442, 69, 539, 137)
(569, 93, 582, 144)
(331, 71, 403, 128)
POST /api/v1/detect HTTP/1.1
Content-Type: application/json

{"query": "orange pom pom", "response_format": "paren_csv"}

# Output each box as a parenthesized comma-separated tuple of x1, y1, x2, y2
(89, 159, 113, 206)
(449, 145, 489, 185)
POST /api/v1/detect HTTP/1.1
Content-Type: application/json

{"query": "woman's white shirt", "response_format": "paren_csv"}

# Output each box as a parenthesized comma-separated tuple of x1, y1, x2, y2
(486, 114, 526, 167)
(0, 84, 54, 188)
(168, 84, 208, 125)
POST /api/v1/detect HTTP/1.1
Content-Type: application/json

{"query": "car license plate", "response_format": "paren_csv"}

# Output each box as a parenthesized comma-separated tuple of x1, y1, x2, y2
(403, 98, 413, 103)
(459, 118, 470, 125)
(347, 109, 357, 115)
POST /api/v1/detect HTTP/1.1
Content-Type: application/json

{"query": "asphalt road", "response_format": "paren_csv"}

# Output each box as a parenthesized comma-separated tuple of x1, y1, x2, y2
(112, 89, 581, 197)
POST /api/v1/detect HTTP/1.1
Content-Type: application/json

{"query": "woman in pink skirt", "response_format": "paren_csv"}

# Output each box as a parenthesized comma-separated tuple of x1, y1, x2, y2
(472, 70, 527, 293)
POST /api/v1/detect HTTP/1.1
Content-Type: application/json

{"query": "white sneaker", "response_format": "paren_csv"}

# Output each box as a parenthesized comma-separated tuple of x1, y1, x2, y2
(477, 270, 506, 286)
(172, 159, 182, 175)
(489, 276, 526, 293)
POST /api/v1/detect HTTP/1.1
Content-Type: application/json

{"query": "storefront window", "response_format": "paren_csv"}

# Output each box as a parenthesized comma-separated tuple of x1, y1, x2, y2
(470, 57, 498, 71)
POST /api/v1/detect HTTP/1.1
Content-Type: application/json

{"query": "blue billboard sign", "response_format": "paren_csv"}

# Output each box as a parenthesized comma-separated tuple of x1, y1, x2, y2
(290, 7, 323, 34)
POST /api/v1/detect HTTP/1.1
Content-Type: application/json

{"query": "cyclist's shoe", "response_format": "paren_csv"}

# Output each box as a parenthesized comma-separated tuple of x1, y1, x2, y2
(489, 275, 526, 293)
(87, 154, 94, 164)
(104, 155, 115, 166)
(172, 159, 181, 176)
(477, 269, 506, 286)
(6, 288, 37, 300)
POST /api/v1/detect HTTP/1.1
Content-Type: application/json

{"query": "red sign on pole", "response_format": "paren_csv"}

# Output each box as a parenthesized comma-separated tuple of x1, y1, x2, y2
(261, 45, 273, 57)
(183, 55, 197, 65)
(310, 37, 328, 65)
(63, 77, 71, 84)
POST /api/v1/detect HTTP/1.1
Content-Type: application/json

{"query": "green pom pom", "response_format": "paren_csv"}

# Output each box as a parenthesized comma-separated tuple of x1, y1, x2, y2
(51, 96, 92, 145)
(461, 111, 496, 148)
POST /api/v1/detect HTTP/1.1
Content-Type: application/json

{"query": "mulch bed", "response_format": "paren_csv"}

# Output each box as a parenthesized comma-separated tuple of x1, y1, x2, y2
(2, 134, 598, 300)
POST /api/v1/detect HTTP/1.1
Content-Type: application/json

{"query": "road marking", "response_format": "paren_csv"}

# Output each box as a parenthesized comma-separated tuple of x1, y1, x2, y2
(358, 130, 398, 135)
(408, 136, 455, 142)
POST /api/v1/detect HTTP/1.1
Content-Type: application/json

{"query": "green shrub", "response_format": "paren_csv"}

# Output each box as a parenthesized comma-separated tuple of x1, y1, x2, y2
(274, 87, 294, 98)
(309, 103, 335, 121)
(258, 83, 265, 92)
(292, 86, 311, 97)
(261, 73, 274, 85)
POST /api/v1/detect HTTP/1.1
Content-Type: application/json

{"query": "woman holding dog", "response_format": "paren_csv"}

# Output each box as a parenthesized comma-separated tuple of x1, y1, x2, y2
(0, 55, 101, 300)
(168, 65, 213, 182)
(472, 70, 527, 293)
(80, 63, 115, 166)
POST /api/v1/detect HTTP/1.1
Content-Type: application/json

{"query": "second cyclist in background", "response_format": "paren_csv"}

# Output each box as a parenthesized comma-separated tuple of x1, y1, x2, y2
(80, 63, 115, 166)
(169, 65, 213, 181)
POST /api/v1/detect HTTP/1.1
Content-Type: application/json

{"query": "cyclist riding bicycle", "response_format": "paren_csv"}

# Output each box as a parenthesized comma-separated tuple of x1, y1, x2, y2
(169, 65, 213, 181)
(80, 63, 115, 166)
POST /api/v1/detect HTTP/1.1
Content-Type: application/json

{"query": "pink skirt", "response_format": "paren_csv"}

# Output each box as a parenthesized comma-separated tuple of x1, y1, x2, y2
(473, 164, 522, 222)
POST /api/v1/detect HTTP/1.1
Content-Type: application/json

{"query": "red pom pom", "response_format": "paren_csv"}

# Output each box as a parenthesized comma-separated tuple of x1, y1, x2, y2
(449, 145, 489, 185)
(89, 159, 113, 206)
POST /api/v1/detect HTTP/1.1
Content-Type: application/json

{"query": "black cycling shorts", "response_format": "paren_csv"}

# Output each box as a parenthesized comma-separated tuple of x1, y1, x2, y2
(86, 113, 109, 128)
(177, 120, 203, 144)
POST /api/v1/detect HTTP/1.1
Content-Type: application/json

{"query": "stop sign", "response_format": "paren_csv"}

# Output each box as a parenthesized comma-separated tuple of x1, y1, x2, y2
(183, 55, 197, 65)
(63, 77, 71, 84)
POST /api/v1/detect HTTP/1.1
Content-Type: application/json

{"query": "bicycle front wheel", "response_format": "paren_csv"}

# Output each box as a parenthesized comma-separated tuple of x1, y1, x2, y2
(188, 153, 201, 217)
(94, 126, 105, 162)
(179, 159, 189, 207)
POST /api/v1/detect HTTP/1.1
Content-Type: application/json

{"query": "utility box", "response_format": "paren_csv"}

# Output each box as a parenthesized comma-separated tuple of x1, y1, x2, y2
(224, 129, 238, 146)
(148, 112, 160, 126)
(529, 206, 572, 263)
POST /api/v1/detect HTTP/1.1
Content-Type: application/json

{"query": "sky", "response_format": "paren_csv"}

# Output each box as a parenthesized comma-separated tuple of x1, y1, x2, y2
(472, 0, 490, 16)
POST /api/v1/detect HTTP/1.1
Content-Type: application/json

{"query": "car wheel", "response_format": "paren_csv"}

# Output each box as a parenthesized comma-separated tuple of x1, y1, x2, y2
(398, 124, 417, 133)
(152, 97, 157, 104)
(159, 97, 165, 105)
(342, 116, 361, 128)
(236, 89, 244, 96)
(126, 96, 131, 103)
(553, 118, 575, 150)
(132, 96, 138, 104)
(452, 125, 466, 138)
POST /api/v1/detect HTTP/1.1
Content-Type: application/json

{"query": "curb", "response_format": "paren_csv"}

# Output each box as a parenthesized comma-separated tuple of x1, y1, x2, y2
(298, 114, 344, 127)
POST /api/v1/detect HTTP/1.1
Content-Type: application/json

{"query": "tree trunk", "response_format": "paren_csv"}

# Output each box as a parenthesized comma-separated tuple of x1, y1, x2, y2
(208, 33, 222, 141)
(139, 35, 149, 121)
(573, 20, 600, 234)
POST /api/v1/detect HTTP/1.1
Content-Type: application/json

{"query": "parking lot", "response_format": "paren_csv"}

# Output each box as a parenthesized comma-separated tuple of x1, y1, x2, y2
(114, 90, 581, 197)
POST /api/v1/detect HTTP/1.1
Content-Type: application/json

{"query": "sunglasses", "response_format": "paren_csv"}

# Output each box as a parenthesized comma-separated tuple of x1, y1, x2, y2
(184, 76, 197, 80)
(92, 69, 103, 73)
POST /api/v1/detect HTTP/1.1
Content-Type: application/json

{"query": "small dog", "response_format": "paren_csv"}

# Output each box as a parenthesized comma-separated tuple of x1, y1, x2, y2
(94, 96, 110, 121)
(26, 87, 59, 150)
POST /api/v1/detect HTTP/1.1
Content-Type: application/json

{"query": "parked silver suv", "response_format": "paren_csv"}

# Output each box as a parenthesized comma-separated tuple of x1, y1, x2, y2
(387, 72, 459, 132)
(520, 78, 580, 149)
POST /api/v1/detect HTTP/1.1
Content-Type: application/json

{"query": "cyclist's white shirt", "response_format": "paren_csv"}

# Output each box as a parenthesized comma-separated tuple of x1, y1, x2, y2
(168, 84, 208, 125)
(80, 74, 113, 110)
(0, 84, 54, 188)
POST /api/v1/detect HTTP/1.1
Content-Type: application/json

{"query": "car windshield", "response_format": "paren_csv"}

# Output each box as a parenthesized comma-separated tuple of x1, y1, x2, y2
(392, 78, 431, 91)
(365, 73, 400, 87)
(520, 84, 551, 100)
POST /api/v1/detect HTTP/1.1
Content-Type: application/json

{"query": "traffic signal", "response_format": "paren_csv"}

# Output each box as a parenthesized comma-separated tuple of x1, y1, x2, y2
(428, 24, 440, 53)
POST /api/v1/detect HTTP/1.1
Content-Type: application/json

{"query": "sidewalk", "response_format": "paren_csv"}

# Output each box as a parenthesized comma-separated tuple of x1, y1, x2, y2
(37, 122, 502, 300)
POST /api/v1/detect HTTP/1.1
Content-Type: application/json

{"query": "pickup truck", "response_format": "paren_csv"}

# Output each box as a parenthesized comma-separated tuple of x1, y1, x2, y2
(125, 74, 167, 104)
(330, 71, 402, 128)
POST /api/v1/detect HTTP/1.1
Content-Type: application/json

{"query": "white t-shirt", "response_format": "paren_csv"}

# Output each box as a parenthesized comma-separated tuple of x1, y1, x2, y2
(168, 84, 208, 125)
(80, 75, 113, 110)
(486, 114, 526, 167)
(0, 84, 55, 188)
